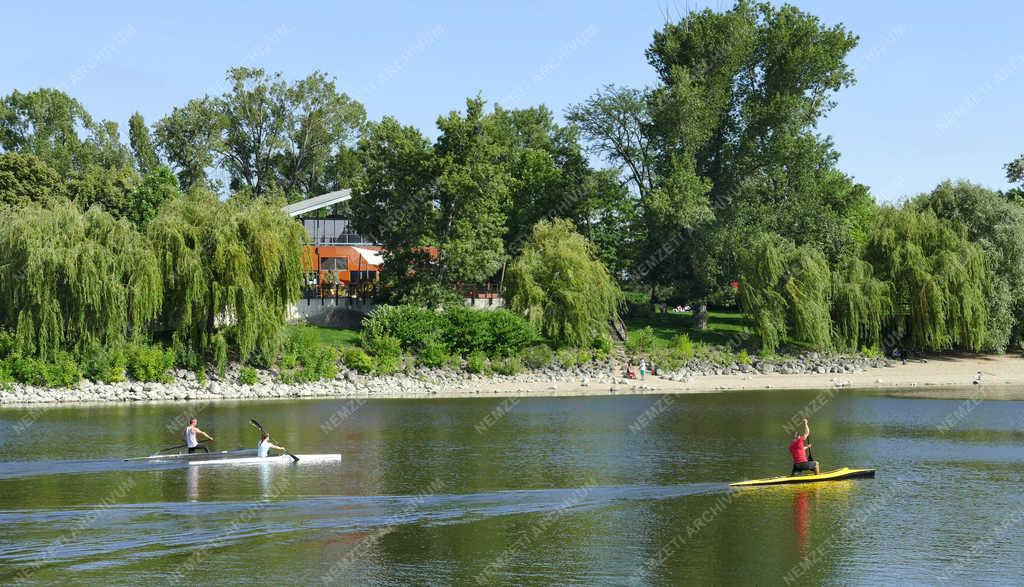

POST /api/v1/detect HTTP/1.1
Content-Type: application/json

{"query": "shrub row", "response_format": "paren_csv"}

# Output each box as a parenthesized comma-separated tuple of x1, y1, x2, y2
(0, 339, 176, 388)
(362, 305, 538, 358)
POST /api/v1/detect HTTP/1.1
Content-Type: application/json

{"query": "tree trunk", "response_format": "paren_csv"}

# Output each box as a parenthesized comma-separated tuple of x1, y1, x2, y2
(693, 301, 709, 331)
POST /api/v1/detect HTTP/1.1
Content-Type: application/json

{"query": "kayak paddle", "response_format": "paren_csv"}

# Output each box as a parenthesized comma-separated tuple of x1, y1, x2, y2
(249, 418, 299, 462)
(158, 440, 207, 453)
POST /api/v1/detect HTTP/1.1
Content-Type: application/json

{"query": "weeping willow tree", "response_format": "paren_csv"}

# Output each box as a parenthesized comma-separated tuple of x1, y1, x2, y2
(147, 191, 305, 364)
(738, 233, 833, 352)
(0, 200, 162, 358)
(862, 207, 989, 351)
(831, 257, 894, 351)
(505, 219, 622, 347)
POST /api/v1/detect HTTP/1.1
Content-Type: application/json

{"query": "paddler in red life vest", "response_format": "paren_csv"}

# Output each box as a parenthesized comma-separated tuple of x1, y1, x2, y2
(789, 418, 819, 475)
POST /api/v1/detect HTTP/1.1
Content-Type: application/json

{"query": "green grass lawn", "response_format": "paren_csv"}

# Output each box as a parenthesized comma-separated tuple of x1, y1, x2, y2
(623, 310, 756, 348)
(285, 323, 361, 347)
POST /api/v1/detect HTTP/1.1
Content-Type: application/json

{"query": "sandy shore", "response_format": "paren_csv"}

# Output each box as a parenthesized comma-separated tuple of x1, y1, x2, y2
(1, 353, 1022, 407)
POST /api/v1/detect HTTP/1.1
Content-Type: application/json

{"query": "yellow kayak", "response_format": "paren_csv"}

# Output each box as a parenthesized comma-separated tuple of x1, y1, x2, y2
(730, 467, 876, 487)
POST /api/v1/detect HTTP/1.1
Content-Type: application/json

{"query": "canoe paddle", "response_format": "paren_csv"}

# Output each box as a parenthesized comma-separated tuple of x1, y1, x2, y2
(249, 418, 300, 462)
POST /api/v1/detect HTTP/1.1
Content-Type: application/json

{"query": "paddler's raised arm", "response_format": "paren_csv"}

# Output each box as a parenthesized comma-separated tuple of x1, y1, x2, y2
(802, 418, 810, 440)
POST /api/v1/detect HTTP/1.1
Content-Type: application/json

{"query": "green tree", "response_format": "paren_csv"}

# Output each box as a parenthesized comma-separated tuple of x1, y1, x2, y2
(506, 218, 621, 346)
(348, 117, 443, 304)
(351, 98, 511, 306)
(572, 1, 863, 326)
(153, 98, 220, 191)
(863, 207, 990, 352)
(0, 201, 162, 359)
(129, 112, 161, 175)
(146, 191, 305, 363)
(911, 180, 1024, 351)
(69, 164, 140, 220)
(0, 89, 96, 174)
(434, 97, 511, 285)
(737, 233, 833, 352)
(130, 166, 180, 227)
(0, 88, 130, 174)
(0, 152, 67, 208)
(155, 68, 365, 199)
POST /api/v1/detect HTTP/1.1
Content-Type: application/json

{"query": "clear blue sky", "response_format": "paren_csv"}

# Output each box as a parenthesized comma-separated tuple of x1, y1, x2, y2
(3, 1, 1022, 201)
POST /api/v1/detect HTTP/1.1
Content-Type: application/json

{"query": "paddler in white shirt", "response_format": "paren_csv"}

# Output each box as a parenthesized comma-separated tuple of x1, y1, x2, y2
(184, 418, 214, 454)
(257, 432, 287, 457)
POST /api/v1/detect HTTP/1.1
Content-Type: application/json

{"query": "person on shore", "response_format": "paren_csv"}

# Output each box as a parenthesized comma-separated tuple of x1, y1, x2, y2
(184, 418, 213, 454)
(639, 359, 647, 380)
(257, 432, 287, 457)
(789, 418, 819, 475)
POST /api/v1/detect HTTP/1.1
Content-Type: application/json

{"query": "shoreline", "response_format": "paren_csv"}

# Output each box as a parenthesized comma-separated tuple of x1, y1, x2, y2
(1, 353, 1022, 407)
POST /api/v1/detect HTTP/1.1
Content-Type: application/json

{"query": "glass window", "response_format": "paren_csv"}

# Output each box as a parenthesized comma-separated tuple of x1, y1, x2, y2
(320, 257, 348, 271)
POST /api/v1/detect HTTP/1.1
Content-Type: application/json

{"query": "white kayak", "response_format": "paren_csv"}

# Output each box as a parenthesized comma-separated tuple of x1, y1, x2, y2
(187, 453, 341, 466)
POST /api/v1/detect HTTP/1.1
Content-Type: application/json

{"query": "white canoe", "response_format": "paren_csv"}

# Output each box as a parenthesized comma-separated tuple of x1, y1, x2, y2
(187, 453, 341, 466)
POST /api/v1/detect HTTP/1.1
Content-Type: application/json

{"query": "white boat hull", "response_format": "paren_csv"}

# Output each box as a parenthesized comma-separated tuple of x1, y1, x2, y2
(187, 454, 341, 466)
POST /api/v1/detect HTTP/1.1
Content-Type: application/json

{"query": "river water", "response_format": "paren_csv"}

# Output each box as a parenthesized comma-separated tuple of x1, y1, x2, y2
(1, 389, 1022, 585)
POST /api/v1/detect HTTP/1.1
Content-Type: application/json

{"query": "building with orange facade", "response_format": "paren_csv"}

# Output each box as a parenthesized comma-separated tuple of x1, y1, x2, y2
(282, 190, 383, 297)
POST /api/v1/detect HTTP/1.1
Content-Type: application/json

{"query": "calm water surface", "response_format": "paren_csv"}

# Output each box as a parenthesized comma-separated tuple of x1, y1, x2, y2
(1, 390, 1023, 585)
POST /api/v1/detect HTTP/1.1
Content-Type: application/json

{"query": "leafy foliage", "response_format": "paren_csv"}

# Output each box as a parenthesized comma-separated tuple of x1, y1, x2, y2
(506, 219, 621, 346)
(464, 350, 490, 374)
(738, 233, 833, 352)
(341, 347, 373, 374)
(239, 366, 259, 385)
(0, 202, 162, 359)
(0, 152, 67, 208)
(863, 207, 990, 351)
(126, 343, 175, 383)
(147, 192, 304, 364)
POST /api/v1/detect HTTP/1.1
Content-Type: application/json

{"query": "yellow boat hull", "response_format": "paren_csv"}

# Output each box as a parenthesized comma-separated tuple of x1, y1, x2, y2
(730, 467, 876, 487)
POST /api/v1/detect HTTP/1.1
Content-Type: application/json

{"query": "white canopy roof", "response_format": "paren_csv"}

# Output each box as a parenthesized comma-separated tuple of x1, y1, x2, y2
(281, 189, 352, 217)
(352, 247, 384, 266)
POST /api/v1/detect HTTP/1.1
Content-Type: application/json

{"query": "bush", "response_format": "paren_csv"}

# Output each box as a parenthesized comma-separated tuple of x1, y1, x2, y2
(557, 348, 577, 369)
(626, 327, 657, 353)
(494, 356, 523, 375)
(577, 349, 593, 364)
(43, 352, 82, 388)
(127, 343, 175, 383)
(363, 305, 537, 358)
(860, 344, 883, 359)
(240, 366, 258, 385)
(213, 333, 229, 378)
(341, 347, 373, 374)
(0, 329, 15, 359)
(465, 350, 490, 374)
(591, 335, 613, 354)
(737, 349, 752, 365)
(279, 327, 339, 381)
(521, 344, 554, 369)
(442, 307, 493, 356)
(487, 310, 538, 357)
(673, 334, 695, 361)
(361, 305, 444, 351)
(443, 307, 537, 358)
(361, 332, 402, 359)
(418, 341, 450, 368)
(373, 353, 401, 375)
(81, 344, 127, 383)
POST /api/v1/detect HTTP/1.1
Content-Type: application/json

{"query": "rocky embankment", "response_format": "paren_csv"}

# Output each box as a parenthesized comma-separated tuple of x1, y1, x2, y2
(0, 353, 892, 405)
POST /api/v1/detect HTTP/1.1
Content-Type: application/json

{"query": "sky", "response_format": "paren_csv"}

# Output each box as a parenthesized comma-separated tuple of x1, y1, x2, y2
(2, 1, 1022, 202)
